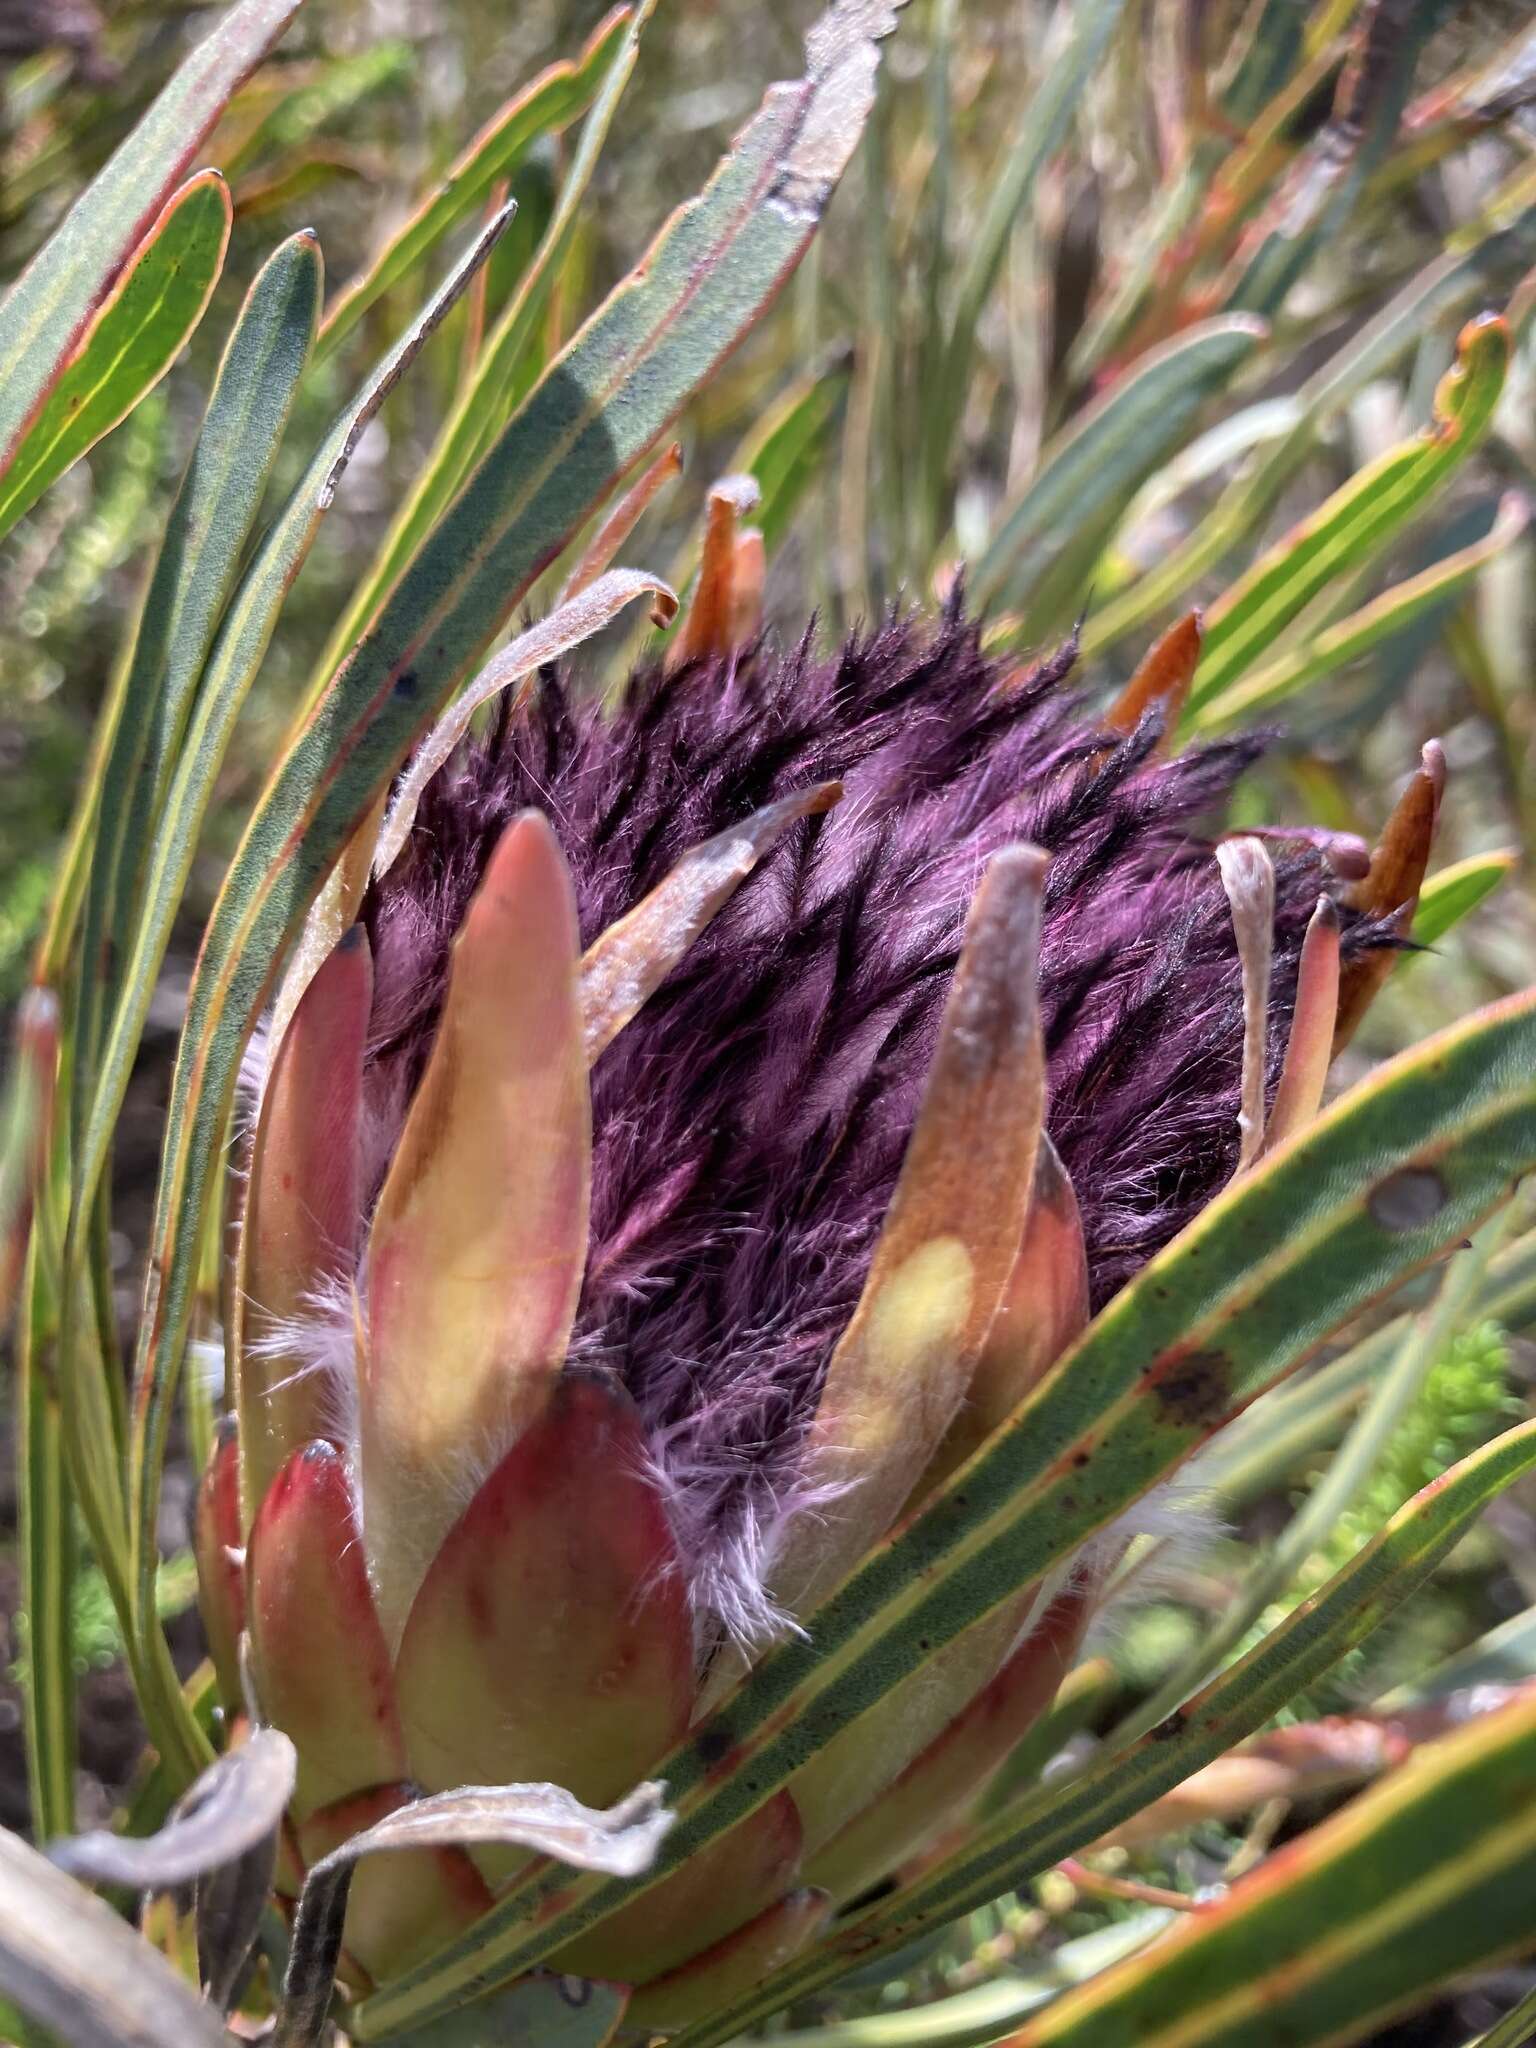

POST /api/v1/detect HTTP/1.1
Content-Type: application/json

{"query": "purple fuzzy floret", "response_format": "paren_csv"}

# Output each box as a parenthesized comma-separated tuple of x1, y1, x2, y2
(361, 600, 1386, 1639)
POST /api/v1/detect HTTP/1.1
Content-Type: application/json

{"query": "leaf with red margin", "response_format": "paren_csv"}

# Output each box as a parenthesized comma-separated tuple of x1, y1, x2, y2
(0, 0, 300, 480)
(0, 173, 231, 544)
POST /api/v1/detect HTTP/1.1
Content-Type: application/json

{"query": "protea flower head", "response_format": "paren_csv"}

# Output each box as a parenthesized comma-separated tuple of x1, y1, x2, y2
(196, 477, 1436, 2028)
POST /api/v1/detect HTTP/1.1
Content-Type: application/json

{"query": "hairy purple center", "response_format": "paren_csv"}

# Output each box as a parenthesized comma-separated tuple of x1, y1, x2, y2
(361, 602, 1382, 1637)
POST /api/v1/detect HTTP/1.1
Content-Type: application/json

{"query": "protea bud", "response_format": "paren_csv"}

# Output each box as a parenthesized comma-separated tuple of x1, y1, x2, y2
(196, 505, 1428, 2025)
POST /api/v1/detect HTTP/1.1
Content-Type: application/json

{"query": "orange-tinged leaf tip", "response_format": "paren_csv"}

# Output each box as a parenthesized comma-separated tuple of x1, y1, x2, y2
(1337, 745, 1446, 1048)
(670, 473, 763, 669)
(729, 527, 767, 644)
(1265, 895, 1340, 1154)
(1105, 610, 1203, 737)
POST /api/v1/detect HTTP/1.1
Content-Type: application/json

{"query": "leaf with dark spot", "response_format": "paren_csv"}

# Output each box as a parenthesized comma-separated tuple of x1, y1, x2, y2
(1369, 1167, 1448, 1232)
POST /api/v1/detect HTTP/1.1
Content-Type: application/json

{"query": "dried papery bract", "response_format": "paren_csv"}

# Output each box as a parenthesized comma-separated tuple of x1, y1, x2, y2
(373, 570, 678, 880)
(581, 781, 844, 1064)
(1217, 835, 1276, 1174)
(668, 473, 763, 670)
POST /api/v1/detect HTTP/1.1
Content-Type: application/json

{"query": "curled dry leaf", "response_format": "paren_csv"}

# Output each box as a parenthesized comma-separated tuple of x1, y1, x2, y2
(278, 1781, 673, 2048)
(49, 1727, 297, 1891)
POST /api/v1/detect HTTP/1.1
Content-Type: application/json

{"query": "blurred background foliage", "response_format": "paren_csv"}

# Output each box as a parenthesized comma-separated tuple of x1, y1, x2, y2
(2, 0, 1536, 2038)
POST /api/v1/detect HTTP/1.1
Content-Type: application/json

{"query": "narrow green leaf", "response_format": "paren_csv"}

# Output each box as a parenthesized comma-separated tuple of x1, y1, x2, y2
(226, 41, 413, 180)
(372, 1976, 628, 2048)
(1112, 1208, 1509, 1747)
(1383, 1603, 1536, 1707)
(1205, 1219, 1536, 1508)
(1188, 315, 1511, 709)
(1475, 1981, 1536, 2048)
(1413, 848, 1518, 947)
(766, 1916, 1175, 2048)
(663, 1420, 1536, 2048)
(997, 1689, 1536, 2046)
(0, 172, 231, 546)
(971, 318, 1266, 617)
(730, 350, 853, 555)
(130, 0, 907, 1789)
(72, 228, 323, 1166)
(352, 991, 1536, 2035)
(1220, 1, 1458, 322)
(96, 211, 513, 1784)
(315, 7, 633, 364)
(17, 1236, 75, 1841)
(0, 0, 303, 480)
(1193, 489, 1530, 731)
(0, 991, 57, 1329)
(306, 3, 648, 699)
(932, 0, 1130, 467)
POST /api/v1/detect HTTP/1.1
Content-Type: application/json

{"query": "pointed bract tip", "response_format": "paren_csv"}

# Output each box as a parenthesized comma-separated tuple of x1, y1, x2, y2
(1421, 737, 1447, 813)
(1106, 611, 1202, 738)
